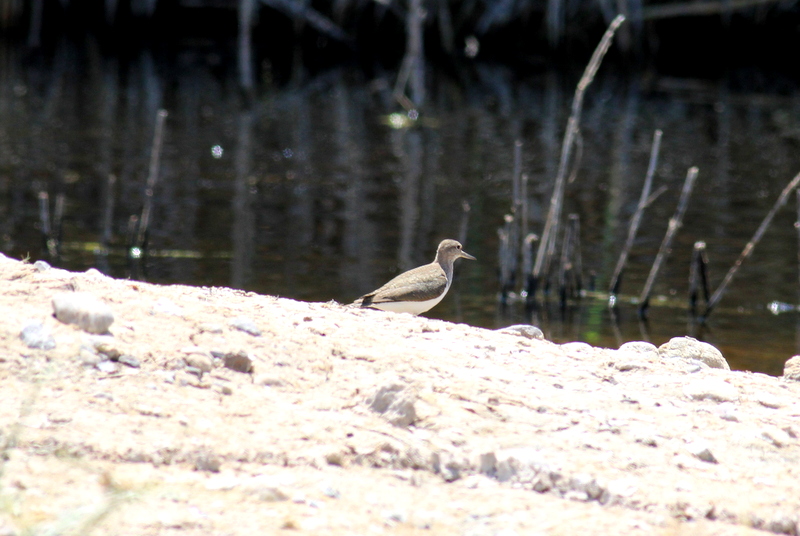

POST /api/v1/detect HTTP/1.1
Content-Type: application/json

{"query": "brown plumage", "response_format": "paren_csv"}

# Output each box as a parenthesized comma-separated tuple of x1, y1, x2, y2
(353, 239, 475, 315)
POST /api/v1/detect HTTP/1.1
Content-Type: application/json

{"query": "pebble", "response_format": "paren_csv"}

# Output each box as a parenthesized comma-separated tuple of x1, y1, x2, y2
(229, 316, 262, 336)
(118, 354, 141, 368)
(80, 348, 101, 366)
(560, 342, 594, 354)
(19, 320, 56, 350)
(658, 336, 730, 370)
(200, 323, 224, 334)
(184, 353, 213, 373)
(33, 260, 51, 271)
(321, 485, 341, 499)
(223, 350, 254, 373)
(193, 450, 221, 473)
(96, 360, 119, 374)
(251, 486, 289, 502)
(686, 442, 718, 463)
(683, 379, 739, 403)
(52, 292, 114, 334)
(496, 324, 544, 340)
(756, 393, 783, 409)
(761, 428, 793, 448)
(618, 341, 658, 358)
(782, 355, 800, 382)
(367, 383, 417, 428)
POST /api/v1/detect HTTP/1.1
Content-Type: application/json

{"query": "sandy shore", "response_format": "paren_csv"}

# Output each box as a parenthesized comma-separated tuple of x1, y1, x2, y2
(2, 253, 799, 535)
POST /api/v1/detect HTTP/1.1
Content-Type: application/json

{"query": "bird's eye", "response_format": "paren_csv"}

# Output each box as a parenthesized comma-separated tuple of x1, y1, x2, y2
(457, 244, 461, 249)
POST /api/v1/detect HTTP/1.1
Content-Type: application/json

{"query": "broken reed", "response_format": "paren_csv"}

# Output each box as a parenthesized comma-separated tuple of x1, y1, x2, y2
(530, 14, 626, 300)
(638, 166, 699, 319)
(608, 129, 662, 298)
(705, 170, 800, 316)
(131, 109, 168, 254)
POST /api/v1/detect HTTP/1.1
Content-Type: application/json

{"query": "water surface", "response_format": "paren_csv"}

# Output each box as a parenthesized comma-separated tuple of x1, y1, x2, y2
(2, 40, 799, 374)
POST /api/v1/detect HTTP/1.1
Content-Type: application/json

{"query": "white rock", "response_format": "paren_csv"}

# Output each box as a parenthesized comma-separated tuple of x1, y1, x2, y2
(658, 336, 729, 370)
(496, 324, 544, 340)
(52, 292, 114, 334)
(20, 320, 56, 350)
(782, 355, 800, 382)
(619, 341, 658, 358)
(367, 383, 417, 428)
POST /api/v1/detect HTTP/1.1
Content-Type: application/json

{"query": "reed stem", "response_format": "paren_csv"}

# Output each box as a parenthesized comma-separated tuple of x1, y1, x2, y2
(706, 170, 800, 315)
(639, 166, 699, 318)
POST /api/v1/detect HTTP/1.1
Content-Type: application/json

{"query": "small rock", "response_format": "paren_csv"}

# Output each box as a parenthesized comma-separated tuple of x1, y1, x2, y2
(19, 320, 56, 350)
(615, 360, 648, 372)
(199, 323, 224, 334)
(762, 428, 793, 448)
(496, 324, 544, 340)
(185, 366, 204, 379)
(194, 449, 221, 472)
(714, 404, 739, 422)
(431, 451, 466, 482)
(223, 350, 254, 373)
(619, 341, 658, 357)
(686, 442, 718, 463)
(782, 356, 800, 382)
(478, 452, 498, 477)
(184, 353, 213, 373)
(213, 383, 233, 395)
(79, 348, 101, 367)
(229, 316, 262, 336)
(96, 360, 119, 374)
(683, 379, 739, 403)
(658, 336, 729, 370)
(118, 354, 141, 368)
(257, 375, 284, 387)
(93, 340, 121, 360)
(321, 485, 340, 499)
(756, 393, 783, 409)
(560, 342, 594, 354)
(33, 260, 51, 271)
(52, 292, 114, 334)
(367, 383, 417, 428)
(765, 514, 797, 535)
(252, 487, 289, 502)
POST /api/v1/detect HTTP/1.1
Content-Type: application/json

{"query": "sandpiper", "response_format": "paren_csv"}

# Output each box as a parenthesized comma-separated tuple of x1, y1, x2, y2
(353, 239, 475, 315)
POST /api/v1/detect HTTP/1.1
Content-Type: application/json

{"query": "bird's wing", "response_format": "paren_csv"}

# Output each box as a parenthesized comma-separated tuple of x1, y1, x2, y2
(356, 264, 447, 304)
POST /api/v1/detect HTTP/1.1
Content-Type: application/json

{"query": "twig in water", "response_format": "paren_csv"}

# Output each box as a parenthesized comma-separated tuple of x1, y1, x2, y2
(458, 200, 471, 246)
(558, 214, 583, 305)
(37, 191, 51, 250)
(512, 140, 523, 213)
(705, 170, 800, 316)
(522, 233, 538, 299)
(102, 174, 117, 246)
(530, 14, 626, 300)
(638, 166, 699, 319)
(498, 214, 518, 303)
(134, 109, 168, 253)
(609, 129, 662, 299)
(689, 241, 710, 317)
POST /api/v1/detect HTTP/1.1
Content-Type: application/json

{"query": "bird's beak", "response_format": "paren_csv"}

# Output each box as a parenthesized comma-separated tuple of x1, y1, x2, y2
(460, 250, 476, 261)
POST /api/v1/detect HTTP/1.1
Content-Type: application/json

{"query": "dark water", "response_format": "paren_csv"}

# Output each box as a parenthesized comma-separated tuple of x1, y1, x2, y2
(2, 40, 799, 375)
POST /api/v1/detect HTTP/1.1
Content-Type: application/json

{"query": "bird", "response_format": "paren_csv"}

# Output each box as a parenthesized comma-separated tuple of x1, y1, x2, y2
(353, 239, 476, 315)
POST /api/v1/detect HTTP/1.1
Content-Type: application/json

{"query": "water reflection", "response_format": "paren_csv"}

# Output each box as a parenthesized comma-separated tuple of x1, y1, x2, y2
(1, 38, 799, 375)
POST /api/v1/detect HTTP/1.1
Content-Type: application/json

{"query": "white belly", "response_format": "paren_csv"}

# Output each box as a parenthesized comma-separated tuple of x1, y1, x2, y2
(371, 290, 447, 315)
